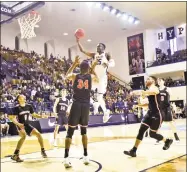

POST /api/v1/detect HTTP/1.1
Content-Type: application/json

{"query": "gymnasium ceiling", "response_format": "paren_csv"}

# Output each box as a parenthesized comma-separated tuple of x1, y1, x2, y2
(2, 2, 186, 45)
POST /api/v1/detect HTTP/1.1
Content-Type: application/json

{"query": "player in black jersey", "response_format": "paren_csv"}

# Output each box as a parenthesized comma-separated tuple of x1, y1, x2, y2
(53, 87, 72, 146)
(124, 76, 173, 157)
(155, 78, 180, 143)
(63, 56, 98, 168)
(8, 94, 47, 162)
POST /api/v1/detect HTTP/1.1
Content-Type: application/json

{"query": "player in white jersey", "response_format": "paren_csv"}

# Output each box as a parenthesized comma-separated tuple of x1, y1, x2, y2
(76, 38, 115, 122)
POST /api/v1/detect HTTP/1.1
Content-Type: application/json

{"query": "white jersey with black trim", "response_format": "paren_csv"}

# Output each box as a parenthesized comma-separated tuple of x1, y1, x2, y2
(94, 52, 108, 79)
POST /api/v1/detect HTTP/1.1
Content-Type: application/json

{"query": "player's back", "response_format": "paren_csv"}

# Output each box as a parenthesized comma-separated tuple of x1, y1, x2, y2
(73, 73, 92, 103)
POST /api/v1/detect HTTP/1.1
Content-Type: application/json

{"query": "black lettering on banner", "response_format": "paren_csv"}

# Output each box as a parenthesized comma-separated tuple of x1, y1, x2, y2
(178, 27, 184, 35)
(158, 32, 163, 40)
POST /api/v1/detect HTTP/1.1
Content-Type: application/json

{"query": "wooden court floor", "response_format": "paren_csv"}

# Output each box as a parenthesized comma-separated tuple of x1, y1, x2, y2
(1, 119, 186, 172)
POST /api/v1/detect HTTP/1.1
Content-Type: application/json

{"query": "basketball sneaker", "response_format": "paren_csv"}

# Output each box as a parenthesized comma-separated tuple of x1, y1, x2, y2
(163, 139, 173, 150)
(123, 149, 136, 157)
(11, 154, 24, 162)
(64, 158, 72, 168)
(103, 110, 110, 123)
(41, 150, 47, 158)
(83, 156, 90, 165)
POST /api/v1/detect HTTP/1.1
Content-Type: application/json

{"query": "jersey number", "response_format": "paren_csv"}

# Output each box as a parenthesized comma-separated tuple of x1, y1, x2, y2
(97, 59, 102, 65)
(60, 106, 65, 111)
(77, 79, 89, 89)
(161, 96, 165, 101)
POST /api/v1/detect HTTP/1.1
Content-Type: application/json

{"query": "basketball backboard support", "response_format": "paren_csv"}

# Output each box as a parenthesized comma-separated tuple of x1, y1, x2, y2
(0, 1, 45, 25)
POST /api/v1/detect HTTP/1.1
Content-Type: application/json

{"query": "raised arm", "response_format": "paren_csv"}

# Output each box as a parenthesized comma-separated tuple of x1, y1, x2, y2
(65, 56, 80, 82)
(76, 38, 95, 58)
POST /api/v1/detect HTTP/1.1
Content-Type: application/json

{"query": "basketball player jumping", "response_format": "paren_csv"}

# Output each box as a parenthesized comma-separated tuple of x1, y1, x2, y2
(124, 77, 173, 157)
(156, 78, 180, 143)
(63, 56, 98, 168)
(53, 87, 72, 146)
(76, 37, 115, 123)
(8, 95, 47, 162)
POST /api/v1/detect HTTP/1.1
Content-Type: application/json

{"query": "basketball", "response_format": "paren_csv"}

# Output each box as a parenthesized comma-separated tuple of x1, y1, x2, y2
(75, 28, 85, 39)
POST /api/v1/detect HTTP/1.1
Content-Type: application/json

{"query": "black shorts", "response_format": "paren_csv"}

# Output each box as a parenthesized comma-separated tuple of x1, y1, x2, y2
(17, 123, 34, 136)
(161, 107, 173, 122)
(68, 101, 90, 126)
(56, 114, 68, 126)
(142, 110, 163, 131)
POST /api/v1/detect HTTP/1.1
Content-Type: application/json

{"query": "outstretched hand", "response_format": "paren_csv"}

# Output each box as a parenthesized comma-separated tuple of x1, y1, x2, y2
(74, 55, 80, 65)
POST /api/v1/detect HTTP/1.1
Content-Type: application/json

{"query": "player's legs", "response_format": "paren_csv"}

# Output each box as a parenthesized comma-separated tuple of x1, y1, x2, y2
(124, 114, 151, 157)
(1, 124, 5, 135)
(5, 123, 9, 135)
(149, 115, 173, 150)
(30, 128, 47, 158)
(54, 124, 60, 142)
(93, 101, 100, 115)
(11, 129, 27, 162)
(64, 102, 81, 168)
(168, 121, 180, 141)
(80, 103, 90, 165)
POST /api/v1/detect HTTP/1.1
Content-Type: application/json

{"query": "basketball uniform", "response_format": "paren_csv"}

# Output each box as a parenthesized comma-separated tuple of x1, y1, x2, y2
(11, 104, 35, 135)
(92, 52, 108, 94)
(159, 87, 172, 122)
(56, 98, 69, 126)
(68, 74, 92, 126)
(142, 94, 163, 131)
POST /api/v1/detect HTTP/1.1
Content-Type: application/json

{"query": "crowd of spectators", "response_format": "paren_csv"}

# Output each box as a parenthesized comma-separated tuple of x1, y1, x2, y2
(147, 48, 187, 68)
(0, 45, 134, 118)
(164, 77, 186, 87)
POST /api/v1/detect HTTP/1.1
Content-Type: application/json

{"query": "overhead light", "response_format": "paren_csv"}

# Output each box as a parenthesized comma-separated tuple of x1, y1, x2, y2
(116, 11, 122, 18)
(87, 39, 92, 42)
(128, 16, 134, 23)
(63, 33, 68, 36)
(110, 8, 117, 15)
(86, 2, 94, 7)
(95, 3, 102, 8)
(103, 5, 110, 12)
(122, 13, 128, 20)
(134, 19, 140, 24)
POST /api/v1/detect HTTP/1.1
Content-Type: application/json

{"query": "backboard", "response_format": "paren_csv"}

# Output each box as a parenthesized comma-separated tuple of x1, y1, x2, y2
(0, 1, 45, 25)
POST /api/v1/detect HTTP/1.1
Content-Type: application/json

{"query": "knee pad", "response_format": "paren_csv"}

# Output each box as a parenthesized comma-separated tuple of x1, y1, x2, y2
(136, 125, 148, 141)
(80, 127, 87, 135)
(66, 127, 75, 139)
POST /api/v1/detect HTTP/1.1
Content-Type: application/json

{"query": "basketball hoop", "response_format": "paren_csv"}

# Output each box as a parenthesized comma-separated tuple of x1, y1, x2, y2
(18, 10, 41, 39)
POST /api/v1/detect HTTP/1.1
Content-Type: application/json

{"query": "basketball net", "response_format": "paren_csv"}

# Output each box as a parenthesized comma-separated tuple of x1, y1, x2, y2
(18, 11, 41, 39)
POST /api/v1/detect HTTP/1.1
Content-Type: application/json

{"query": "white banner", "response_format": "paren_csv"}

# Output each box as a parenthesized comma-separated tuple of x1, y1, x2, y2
(176, 24, 186, 38)
(156, 29, 166, 42)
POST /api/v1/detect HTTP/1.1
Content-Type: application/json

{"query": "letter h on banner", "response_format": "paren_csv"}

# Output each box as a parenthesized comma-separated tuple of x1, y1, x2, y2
(157, 29, 166, 42)
(166, 27, 175, 40)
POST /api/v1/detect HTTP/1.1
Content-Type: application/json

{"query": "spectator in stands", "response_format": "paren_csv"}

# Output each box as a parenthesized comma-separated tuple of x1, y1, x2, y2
(0, 114, 9, 136)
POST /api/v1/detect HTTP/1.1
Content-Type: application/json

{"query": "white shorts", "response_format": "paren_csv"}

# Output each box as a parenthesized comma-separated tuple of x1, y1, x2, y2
(92, 77, 107, 94)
